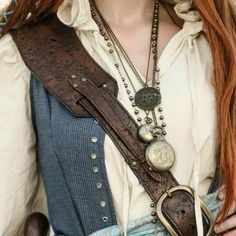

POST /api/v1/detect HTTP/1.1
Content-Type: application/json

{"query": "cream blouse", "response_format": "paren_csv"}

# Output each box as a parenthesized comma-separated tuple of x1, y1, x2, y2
(0, 0, 218, 235)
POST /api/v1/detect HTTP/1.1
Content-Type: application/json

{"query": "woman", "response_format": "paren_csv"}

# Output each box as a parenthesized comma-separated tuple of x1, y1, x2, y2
(0, 0, 235, 235)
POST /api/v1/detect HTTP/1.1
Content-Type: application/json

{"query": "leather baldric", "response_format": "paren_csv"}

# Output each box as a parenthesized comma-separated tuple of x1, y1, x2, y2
(11, 15, 214, 236)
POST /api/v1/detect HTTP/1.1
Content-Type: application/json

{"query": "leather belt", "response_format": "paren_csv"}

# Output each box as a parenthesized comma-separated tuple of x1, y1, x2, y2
(11, 14, 214, 235)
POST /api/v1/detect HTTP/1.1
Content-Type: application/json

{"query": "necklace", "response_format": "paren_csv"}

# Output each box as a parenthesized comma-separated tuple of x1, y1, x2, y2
(90, 0, 175, 172)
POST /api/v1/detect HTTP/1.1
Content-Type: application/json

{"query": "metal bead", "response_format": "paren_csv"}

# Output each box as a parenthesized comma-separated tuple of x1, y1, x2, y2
(109, 49, 113, 54)
(93, 166, 99, 173)
(134, 110, 139, 115)
(91, 153, 97, 160)
(71, 74, 76, 79)
(102, 217, 109, 222)
(150, 202, 155, 208)
(100, 201, 106, 207)
(162, 131, 167, 135)
(124, 84, 128, 88)
(73, 83, 78, 88)
(159, 115, 164, 120)
(96, 183, 102, 189)
(103, 83, 107, 88)
(115, 63, 119, 68)
(129, 96, 134, 101)
(152, 219, 157, 224)
(137, 117, 142, 122)
(102, 32, 106, 36)
(151, 212, 156, 217)
(132, 103, 136, 107)
(158, 107, 163, 112)
(104, 36, 109, 41)
(149, 167, 153, 172)
(91, 137, 98, 143)
(107, 42, 111, 47)
(162, 123, 166, 128)
(122, 77, 125, 82)
(127, 90, 130, 95)
(82, 78, 87, 82)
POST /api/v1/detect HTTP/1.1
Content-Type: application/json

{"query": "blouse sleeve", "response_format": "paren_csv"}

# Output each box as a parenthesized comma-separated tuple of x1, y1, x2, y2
(0, 33, 47, 236)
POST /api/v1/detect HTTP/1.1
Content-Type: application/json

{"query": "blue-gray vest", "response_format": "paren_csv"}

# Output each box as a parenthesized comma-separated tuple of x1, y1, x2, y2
(30, 75, 117, 236)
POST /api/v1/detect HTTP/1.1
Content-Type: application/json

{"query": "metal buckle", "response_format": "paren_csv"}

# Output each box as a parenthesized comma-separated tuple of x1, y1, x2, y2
(156, 185, 214, 236)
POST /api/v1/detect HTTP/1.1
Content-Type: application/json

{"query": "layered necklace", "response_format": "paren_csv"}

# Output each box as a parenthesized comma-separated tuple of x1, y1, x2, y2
(90, 0, 175, 172)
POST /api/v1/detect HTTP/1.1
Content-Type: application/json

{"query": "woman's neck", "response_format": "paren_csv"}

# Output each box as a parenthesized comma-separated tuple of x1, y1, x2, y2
(93, 0, 154, 27)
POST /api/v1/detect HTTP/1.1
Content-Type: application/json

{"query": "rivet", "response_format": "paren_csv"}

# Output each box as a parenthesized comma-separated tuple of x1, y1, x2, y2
(131, 161, 137, 167)
(73, 83, 78, 88)
(102, 216, 108, 222)
(96, 183, 102, 189)
(82, 78, 87, 82)
(93, 166, 99, 173)
(91, 137, 98, 143)
(91, 153, 97, 160)
(71, 74, 76, 79)
(100, 201, 106, 207)
(103, 83, 107, 88)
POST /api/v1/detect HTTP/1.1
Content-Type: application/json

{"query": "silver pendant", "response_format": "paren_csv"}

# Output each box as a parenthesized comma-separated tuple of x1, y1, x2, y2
(138, 124, 155, 143)
(146, 140, 175, 171)
(135, 87, 161, 110)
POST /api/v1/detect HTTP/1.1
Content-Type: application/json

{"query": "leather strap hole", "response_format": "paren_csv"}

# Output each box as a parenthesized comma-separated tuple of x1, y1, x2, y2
(181, 210, 186, 214)
(49, 37, 58, 42)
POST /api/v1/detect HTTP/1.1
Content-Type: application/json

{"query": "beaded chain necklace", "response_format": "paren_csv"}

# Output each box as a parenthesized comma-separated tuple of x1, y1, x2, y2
(90, 0, 175, 174)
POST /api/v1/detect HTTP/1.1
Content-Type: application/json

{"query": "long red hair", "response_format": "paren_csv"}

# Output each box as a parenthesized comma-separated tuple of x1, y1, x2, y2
(1, 0, 236, 221)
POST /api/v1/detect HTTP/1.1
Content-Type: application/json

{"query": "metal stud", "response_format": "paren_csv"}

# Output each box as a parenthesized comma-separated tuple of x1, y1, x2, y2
(100, 201, 106, 207)
(131, 161, 137, 167)
(96, 183, 102, 189)
(93, 166, 99, 173)
(73, 83, 78, 88)
(71, 74, 77, 79)
(82, 78, 87, 82)
(103, 83, 107, 88)
(91, 137, 98, 143)
(91, 153, 97, 160)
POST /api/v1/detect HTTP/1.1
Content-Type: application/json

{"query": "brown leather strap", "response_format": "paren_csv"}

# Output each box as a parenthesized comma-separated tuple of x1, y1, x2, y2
(11, 15, 212, 235)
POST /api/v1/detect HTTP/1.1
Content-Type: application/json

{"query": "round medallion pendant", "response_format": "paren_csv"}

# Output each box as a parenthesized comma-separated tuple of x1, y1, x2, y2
(138, 124, 155, 143)
(135, 87, 161, 110)
(146, 140, 175, 171)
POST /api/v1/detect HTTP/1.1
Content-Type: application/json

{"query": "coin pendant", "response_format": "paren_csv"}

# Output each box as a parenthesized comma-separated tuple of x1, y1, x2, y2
(135, 87, 161, 110)
(146, 140, 175, 171)
(138, 124, 155, 143)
